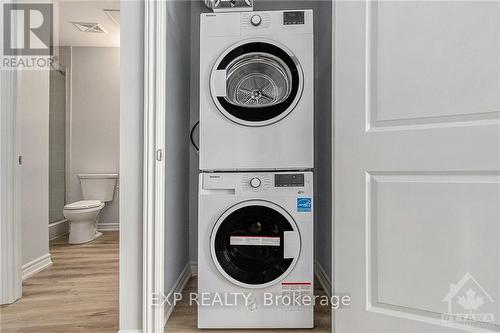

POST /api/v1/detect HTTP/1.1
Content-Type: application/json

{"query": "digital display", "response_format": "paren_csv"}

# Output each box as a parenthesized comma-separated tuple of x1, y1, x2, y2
(275, 174, 305, 187)
(283, 11, 304, 25)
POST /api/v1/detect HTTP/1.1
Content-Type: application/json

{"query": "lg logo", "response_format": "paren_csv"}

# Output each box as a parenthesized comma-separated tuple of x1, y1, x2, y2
(3, 3, 53, 55)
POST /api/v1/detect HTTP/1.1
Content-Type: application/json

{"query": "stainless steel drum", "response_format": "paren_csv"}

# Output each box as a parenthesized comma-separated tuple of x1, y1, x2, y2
(225, 53, 293, 108)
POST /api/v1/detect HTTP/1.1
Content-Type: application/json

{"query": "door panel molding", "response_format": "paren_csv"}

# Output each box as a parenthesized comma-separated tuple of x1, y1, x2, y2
(365, 0, 500, 132)
(366, 172, 500, 330)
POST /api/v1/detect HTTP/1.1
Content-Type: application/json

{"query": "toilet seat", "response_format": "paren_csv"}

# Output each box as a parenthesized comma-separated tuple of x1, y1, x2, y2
(63, 200, 104, 244)
(64, 200, 102, 210)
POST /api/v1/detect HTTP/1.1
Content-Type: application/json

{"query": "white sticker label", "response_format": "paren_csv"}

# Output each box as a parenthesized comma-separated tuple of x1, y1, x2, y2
(230, 236, 281, 247)
(281, 283, 313, 297)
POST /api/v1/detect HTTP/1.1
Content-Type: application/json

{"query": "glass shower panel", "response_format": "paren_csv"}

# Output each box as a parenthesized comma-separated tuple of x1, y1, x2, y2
(49, 68, 66, 224)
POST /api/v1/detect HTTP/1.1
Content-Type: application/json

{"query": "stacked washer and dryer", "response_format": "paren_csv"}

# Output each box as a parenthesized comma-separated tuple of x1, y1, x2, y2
(198, 9, 314, 329)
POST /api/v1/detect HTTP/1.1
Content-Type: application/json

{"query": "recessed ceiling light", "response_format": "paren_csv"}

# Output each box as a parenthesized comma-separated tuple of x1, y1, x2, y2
(72, 22, 107, 34)
(104, 9, 120, 26)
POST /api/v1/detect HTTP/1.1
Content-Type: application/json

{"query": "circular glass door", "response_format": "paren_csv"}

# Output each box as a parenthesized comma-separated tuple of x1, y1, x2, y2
(210, 40, 304, 127)
(210, 200, 301, 288)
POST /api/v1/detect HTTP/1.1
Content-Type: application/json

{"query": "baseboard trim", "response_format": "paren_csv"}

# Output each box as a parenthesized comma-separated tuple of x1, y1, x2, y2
(50, 232, 69, 241)
(49, 218, 68, 227)
(22, 253, 53, 281)
(49, 219, 69, 240)
(117, 330, 142, 333)
(97, 222, 120, 231)
(164, 262, 192, 324)
(315, 260, 332, 298)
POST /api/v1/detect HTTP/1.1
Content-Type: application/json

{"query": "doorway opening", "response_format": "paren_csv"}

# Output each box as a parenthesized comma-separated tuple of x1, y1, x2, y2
(1, 1, 121, 332)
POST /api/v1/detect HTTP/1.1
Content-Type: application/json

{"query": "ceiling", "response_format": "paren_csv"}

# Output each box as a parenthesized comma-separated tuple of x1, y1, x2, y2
(55, 0, 120, 47)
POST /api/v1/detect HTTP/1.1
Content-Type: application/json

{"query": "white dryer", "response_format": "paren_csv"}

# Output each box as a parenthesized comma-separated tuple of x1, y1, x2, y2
(198, 171, 314, 329)
(199, 10, 314, 171)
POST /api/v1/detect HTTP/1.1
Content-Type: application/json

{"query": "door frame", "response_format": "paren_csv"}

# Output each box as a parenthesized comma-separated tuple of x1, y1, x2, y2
(0, 1, 169, 329)
(142, 0, 167, 332)
(0, 2, 22, 304)
(331, 0, 336, 331)
(0, 69, 22, 305)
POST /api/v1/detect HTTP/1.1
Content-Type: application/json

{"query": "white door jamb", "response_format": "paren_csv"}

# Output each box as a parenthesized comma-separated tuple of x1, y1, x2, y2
(143, 0, 167, 332)
(0, 69, 22, 305)
(330, 1, 336, 331)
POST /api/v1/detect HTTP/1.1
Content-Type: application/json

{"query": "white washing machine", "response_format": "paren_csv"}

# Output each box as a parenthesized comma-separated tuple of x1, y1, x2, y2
(199, 10, 314, 171)
(198, 171, 314, 329)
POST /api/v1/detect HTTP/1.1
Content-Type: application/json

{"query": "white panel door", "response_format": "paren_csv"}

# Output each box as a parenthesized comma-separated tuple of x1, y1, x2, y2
(333, 1, 500, 332)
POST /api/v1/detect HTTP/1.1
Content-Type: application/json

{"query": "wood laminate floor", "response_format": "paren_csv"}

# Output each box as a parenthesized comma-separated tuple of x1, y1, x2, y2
(165, 276, 331, 333)
(1, 232, 330, 333)
(0, 232, 119, 333)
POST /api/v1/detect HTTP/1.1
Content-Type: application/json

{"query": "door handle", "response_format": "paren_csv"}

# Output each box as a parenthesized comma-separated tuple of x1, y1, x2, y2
(212, 70, 227, 97)
(156, 149, 163, 162)
(283, 231, 300, 259)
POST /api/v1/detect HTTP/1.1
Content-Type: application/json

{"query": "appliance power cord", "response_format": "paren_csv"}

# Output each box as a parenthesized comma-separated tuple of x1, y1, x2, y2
(190, 121, 200, 153)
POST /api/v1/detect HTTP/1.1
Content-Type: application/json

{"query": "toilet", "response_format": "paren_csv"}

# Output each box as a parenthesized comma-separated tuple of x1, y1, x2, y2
(63, 173, 118, 244)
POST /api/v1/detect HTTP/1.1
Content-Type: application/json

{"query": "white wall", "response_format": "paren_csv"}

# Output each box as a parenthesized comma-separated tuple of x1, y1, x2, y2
(164, 0, 192, 293)
(19, 71, 50, 265)
(119, 0, 143, 330)
(69, 47, 120, 229)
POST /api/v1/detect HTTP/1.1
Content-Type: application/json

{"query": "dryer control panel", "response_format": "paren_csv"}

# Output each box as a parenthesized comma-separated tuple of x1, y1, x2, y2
(283, 11, 305, 25)
(201, 10, 313, 37)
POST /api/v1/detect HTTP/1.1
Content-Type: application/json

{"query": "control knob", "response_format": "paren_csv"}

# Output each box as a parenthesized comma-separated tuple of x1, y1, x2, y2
(251, 15, 262, 26)
(250, 177, 261, 188)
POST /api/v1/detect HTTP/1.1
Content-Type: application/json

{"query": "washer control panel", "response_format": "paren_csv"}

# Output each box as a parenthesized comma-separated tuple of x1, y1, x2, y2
(242, 174, 271, 192)
(275, 173, 305, 187)
(202, 172, 312, 195)
(241, 12, 271, 30)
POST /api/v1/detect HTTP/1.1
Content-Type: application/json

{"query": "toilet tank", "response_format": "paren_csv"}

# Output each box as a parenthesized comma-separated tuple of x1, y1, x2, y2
(78, 173, 118, 202)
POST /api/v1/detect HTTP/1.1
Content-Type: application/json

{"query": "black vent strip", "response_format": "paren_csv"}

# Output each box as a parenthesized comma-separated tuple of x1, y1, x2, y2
(215, 42, 300, 122)
(214, 205, 294, 285)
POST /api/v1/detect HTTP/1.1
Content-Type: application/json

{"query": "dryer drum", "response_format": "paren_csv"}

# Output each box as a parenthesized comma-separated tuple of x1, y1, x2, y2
(225, 53, 292, 107)
(211, 41, 303, 125)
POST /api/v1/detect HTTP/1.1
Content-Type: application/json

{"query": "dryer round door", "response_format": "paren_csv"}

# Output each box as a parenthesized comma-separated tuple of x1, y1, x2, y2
(210, 200, 301, 289)
(209, 40, 304, 127)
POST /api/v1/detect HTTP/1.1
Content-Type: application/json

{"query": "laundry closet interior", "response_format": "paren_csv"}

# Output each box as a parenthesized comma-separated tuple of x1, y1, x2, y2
(163, 0, 332, 330)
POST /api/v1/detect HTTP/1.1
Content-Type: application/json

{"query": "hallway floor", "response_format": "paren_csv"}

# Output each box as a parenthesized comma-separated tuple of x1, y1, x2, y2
(0, 232, 119, 333)
(1, 232, 330, 333)
(165, 276, 331, 332)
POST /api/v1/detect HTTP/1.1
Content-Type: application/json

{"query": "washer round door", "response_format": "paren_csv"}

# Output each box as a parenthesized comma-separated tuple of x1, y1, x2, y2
(210, 40, 304, 127)
(210, 200, 301, 289)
